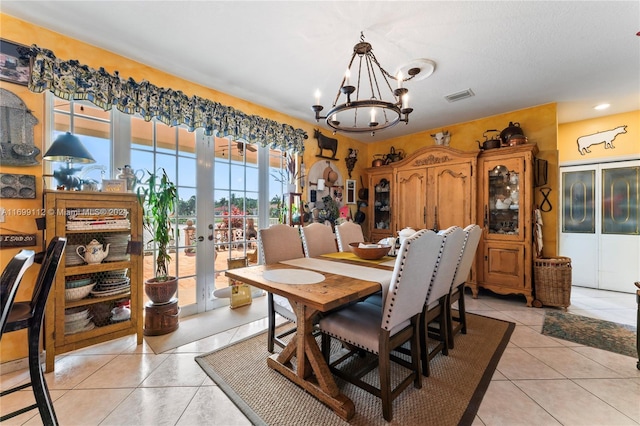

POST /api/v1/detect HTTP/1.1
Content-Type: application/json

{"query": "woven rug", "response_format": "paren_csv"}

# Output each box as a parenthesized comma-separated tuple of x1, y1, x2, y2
(195, 313, 514, 426)
(542, 310, 637, 357)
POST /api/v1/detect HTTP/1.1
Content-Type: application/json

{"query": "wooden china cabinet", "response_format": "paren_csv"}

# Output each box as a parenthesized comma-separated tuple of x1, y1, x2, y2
(44, 191, 143, 371)
(469, 143, 538, 306)
(365, 146, 477, 241)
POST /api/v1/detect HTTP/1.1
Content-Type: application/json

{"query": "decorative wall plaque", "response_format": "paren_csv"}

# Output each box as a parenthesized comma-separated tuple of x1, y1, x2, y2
(0, 173, 36, 198)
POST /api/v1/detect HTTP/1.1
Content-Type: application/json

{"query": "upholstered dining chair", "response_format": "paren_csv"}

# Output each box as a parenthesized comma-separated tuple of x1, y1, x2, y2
(334, 221, 365, 252)
(447, 224, 482, 348)
(318, 229, 444, 421)
(1, 249, 36, 337)
(258, 224, 305, 352)
(420, 226, 466, 376)
(1, 236, 66, 425)
(300, 222, 338, 257)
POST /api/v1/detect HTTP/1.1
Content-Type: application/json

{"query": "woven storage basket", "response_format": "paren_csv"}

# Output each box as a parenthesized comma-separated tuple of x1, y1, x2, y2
(534, 256, 572, 309)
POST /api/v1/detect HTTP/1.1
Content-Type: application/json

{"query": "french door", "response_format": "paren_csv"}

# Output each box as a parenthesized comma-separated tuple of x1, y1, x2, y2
(559, 161, 639, 293)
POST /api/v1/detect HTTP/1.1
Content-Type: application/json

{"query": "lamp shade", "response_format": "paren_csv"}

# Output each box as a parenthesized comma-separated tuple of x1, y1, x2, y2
(43, 132, 95, 163)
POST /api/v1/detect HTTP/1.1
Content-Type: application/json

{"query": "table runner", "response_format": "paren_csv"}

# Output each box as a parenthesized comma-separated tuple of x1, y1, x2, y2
(320, 251, 396, 266)
(280, 258, 393, 302)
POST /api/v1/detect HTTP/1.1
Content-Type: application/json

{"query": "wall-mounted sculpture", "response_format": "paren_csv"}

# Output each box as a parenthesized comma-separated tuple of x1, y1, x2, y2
(344, 148, 358, 178)
(0, 88, 40, 166)
(313, 129, 338, 160)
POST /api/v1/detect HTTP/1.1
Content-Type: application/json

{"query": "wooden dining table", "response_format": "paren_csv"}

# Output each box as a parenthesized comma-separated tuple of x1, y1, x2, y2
(225, 256, 395, 420)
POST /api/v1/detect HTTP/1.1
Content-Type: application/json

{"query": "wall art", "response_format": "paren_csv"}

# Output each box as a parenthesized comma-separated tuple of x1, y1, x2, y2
(0, 173, 36, 198)
(0, 39, 30, 86)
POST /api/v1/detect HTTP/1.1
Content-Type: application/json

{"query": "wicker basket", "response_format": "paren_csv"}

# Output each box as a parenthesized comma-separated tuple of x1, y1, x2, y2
(533, 256, 572, 309)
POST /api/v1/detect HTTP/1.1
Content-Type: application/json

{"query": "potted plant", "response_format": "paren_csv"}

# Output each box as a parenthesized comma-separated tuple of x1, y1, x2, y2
(137, 167, 179, 304)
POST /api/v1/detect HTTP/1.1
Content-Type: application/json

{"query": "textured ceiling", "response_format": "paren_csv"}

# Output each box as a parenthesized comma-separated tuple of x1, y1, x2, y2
(2, 1, 639, 142)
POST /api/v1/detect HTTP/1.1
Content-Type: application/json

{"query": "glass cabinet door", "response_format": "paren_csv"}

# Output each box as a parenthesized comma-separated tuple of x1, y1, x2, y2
(373, 177, 391, 231)
(487, 162, 521, 236)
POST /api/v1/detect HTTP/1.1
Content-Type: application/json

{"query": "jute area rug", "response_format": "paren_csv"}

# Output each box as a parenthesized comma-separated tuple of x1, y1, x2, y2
(195, 313, 514, 426)
(542, 310, 637, 358)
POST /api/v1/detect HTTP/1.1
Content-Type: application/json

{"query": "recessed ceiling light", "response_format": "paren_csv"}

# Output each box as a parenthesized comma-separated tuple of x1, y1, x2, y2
(594, 103, 610, 110)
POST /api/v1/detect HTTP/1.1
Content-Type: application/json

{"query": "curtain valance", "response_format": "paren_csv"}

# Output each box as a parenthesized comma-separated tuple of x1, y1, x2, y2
(22, 45, 307, 153)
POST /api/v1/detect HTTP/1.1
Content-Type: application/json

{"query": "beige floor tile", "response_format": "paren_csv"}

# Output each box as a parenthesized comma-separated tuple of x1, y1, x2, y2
(508, 324, 565, 348)
(523, 347, 625, 379)
(230, 318, 272, 343)
(141, 353, 208, 387)
(514, 379, 638, 425)
(176, 386, 252, 426)
(1, 389, 66, 426)
(497, 347, 565, 380)
(44, 354, 116, 390)
(477, 380, 561, 425)
(172, 328, 236, 354)
(100, 387, 199, 426)
(44, 388, 133, 426)
(75, 353, 168, 389)
(500, 309, 546, 326)
(575, 378, 640, 422)
(571, 346, 640, 379)
(0, 369, 30, 392)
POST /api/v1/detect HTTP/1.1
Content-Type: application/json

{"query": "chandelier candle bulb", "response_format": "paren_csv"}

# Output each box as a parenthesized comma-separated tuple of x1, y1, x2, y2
(345, 69, 350, 86)
(370, 108, 376, 123)
(402, 94, 409, 109)
(315, 90, 321, 105)
(397, 71, 403, 88)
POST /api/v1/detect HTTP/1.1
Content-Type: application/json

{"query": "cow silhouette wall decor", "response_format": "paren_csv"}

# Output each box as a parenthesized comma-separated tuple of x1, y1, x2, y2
(577, 125, 627, 155)
(313, 129, 338, 160)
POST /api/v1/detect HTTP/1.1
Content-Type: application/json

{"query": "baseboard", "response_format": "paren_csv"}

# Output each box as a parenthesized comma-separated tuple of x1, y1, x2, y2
(0, 356, 29, 375)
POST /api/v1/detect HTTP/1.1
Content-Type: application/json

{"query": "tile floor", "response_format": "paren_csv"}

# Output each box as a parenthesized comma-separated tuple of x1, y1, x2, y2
(1, 286, 638, 425)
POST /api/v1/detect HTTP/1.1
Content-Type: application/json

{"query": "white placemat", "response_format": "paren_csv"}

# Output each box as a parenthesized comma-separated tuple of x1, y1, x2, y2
(263, 269, 325, 285)
(279, 258, 393, 301)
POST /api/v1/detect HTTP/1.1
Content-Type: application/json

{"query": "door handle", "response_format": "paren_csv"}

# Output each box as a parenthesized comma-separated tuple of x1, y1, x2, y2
(198, 236, 204, 242)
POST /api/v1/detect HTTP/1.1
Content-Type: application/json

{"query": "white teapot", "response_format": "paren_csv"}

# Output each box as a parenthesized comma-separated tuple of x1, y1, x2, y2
(76, 239, 110, 264)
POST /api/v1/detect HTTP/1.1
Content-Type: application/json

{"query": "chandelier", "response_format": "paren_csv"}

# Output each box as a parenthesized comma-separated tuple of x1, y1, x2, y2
(312, 32, 420, 135)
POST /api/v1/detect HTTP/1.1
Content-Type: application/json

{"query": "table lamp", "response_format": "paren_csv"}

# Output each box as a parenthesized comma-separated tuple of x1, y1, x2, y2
(43, 132, 95, 190)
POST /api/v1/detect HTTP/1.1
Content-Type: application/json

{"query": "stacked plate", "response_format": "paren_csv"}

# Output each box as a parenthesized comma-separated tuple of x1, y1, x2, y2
(104, 234, 130, 262)
(91, 277, 131, 297)
(65, 244, 85, 266)
(65, 274, 92, 289)
(64, 307, 95, 334)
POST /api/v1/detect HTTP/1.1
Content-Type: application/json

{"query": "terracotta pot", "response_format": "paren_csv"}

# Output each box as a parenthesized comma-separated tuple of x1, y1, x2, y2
(145, 276, 178, 304)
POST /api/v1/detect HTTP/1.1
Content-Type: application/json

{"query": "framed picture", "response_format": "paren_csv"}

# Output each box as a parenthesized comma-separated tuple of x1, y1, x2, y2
(102, 179, 126, 193)
(346, 179, 356, 204)
(0, 39, 30, 86)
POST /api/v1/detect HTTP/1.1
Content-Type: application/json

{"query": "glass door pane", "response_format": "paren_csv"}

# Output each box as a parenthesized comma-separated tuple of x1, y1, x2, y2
(487, 163, 520, 236)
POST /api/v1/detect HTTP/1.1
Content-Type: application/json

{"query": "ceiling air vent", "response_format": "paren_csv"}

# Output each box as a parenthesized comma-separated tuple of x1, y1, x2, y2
(444, 89, 475, 103)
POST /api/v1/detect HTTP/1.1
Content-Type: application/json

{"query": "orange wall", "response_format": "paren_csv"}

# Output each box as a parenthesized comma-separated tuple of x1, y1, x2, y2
(558, 110, 640, 163)
(366, 103, 560, 257)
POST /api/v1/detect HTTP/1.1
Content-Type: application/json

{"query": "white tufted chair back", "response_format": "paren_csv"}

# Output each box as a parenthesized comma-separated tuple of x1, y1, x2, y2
(425, 226, 466, 309)
(335, 221, 365, 252)
(259, 224, 304, 264)
(381, 229, 443, 332)
(452, 224, 482, 288)
(300, 222, 337, 257)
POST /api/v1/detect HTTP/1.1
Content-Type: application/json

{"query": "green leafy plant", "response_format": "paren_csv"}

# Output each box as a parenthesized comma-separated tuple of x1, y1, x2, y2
(137, 168, 178, 280)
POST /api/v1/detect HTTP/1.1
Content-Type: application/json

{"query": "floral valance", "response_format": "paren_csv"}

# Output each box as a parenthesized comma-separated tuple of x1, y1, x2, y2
(21, 45, 307, 153)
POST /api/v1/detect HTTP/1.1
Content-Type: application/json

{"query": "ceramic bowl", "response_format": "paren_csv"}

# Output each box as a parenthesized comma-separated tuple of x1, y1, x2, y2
(349, 243, 391, 260)
(65, 282, 96, 301)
